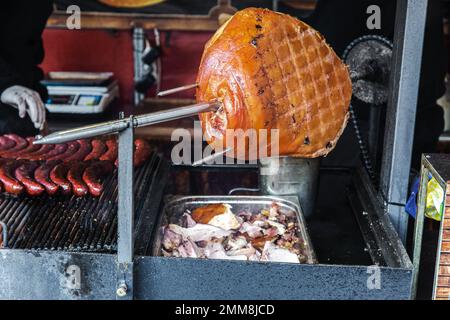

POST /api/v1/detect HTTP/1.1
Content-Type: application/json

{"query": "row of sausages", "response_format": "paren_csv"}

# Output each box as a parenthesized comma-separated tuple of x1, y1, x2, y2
(0, 134, 151, 197)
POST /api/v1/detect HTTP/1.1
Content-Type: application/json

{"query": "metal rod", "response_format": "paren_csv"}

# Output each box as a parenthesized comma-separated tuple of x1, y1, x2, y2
(34, 101, 220, 145)
(228, 187, 260, 195)
(34, 119, 129, 145)
(379, 0, 428, 243)
(116, 115, 135, 300)
(157, 83, 198, 97)
(192, 147, 232, 166)
(134, 100, 219, 126)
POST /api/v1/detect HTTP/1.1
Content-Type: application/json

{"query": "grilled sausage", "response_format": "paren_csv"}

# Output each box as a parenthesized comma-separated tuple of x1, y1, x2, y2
(34, 160, 61, 195)
(49, 163, 71, 195)
(15, 161, 45, 196)
(134, 138, 151, 167)
(84, 139, 107, 161)
(64, 139, 92, 162)
(0, 160, 26, 194)
(0, 159, 8, 192)
(47, 141, 79, 161)
(114, 138, 152, 167)
(82, 160, 114, 197)
(13, 137, 41, 158)
(42, 143, 67, 160)
(0, 134, 28, 157)
(99, 138, 117, 162)
(67, 162, 89, 197)
(19, 144, 55, 160)
(0, 136, 16, 151)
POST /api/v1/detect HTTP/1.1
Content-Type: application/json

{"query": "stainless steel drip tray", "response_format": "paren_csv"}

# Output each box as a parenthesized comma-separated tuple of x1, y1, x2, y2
(137, 194, 413, 300)
(152, 195, 317, 264)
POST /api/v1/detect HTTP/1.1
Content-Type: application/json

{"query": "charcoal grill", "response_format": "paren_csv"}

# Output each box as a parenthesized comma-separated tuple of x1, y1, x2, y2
(0, 156, 159, 252)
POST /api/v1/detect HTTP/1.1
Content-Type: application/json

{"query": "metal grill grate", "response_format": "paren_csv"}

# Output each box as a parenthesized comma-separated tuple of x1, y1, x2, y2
(0, 153, 162, 253)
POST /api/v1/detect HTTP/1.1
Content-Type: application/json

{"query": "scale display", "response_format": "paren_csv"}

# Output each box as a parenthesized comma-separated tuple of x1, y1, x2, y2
(46, 95, 76, 105)
(45, 93, 116, 114)
(47, 94, 103, 107)
(76, 95, 103, 106)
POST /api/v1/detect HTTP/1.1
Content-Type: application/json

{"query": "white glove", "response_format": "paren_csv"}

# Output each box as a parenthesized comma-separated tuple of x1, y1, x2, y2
(0, 85, 46, 129)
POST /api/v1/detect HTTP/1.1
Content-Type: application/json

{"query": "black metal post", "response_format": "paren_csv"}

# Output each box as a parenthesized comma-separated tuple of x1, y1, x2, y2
(368, 104, 381, 165)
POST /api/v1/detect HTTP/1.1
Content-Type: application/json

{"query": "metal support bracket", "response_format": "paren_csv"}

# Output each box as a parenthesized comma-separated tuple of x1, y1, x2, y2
(410, 156, 428, 299)
(380, 0, 428, 243)
(116, 114, 135, 300)
(33, 103, 218, 301)
(0, 221, 7, 248)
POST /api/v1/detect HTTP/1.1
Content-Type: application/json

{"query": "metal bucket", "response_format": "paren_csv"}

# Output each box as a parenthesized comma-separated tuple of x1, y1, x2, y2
(258, 157, 320, 218)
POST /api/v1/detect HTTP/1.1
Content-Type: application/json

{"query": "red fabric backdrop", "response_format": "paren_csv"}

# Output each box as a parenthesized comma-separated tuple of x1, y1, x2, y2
(40, 29, 213, 106)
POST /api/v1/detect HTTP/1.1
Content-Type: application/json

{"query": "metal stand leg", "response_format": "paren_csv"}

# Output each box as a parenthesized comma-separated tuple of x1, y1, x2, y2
(411, 159, 427, 299)
(116, 115, 135, 300)
(380, 0, 428, 243)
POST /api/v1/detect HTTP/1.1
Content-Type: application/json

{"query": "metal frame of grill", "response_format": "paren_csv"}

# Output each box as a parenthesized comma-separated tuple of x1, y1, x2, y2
(0, 0, 427, 299)
(0, 117, 415, 300)
(0, 104, 414, 299)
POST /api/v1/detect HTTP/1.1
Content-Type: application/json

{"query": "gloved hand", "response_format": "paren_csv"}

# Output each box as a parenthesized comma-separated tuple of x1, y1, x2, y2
(0, 85, 46, 129)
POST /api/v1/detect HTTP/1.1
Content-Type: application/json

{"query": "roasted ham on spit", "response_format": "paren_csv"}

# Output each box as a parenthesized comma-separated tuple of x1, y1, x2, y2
(196, 8, 352, 159)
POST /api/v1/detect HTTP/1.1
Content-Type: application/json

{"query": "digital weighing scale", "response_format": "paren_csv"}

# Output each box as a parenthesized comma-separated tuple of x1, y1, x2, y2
(42, 72, 119, 114)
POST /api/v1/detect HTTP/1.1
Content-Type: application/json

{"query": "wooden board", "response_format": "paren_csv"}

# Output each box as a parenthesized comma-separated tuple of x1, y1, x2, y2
(55, 0, 224, 16)
(48, 0, 226, 31)
(47, 13, 219, 31)
(433, 181, 450, 299)
(48, 0, 277, 31)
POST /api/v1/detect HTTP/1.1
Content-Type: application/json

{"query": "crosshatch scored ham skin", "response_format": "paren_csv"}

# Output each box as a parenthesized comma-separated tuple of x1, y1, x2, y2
(196, 8, 352, 159)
